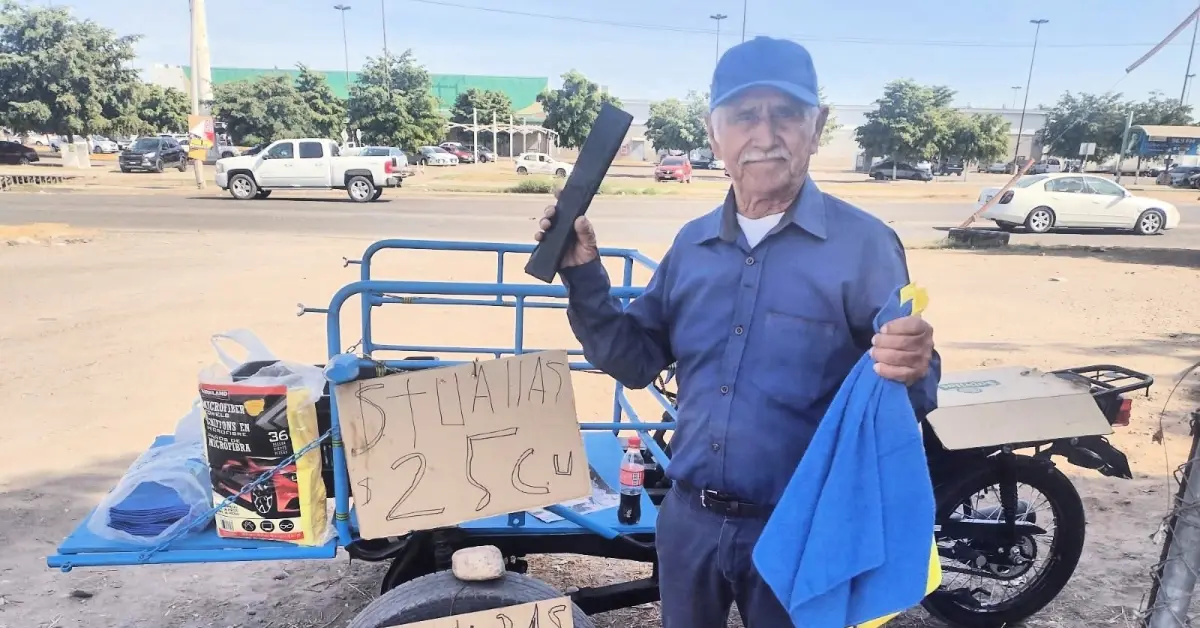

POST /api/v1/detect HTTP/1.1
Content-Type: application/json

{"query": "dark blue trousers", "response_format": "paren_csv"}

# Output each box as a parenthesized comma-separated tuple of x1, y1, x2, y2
(656, 485, 795, 628)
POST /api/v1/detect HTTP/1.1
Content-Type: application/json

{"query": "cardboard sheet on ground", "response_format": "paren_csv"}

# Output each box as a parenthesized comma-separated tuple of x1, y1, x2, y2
(336, 350, 591, 540)
(385, 597, 573, 628)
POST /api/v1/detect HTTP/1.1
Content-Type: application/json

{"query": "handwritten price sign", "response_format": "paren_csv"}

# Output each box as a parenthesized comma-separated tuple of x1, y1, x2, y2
(336, 350, 591, 540)
(386, 597, 573, 628)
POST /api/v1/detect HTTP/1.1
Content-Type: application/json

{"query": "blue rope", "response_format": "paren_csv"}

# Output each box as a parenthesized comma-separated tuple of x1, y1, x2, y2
(135, 429, 333, 562)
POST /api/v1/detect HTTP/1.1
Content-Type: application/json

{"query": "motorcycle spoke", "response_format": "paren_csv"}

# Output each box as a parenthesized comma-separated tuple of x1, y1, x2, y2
(937, 480, 1059, 609)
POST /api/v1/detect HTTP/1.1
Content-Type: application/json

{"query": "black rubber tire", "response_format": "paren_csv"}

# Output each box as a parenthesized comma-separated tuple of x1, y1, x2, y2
(555, 168, 567, 178)
(1024, 206, 1055, 234)
(18, 156, 29, 165)
(517, 166, 529, 175)
(120, 167, 131, 173)
(348, 571, 595, 628)
(347, 175, 376, 203)
(419, 158, 428, 166)
(154, 159, 164, 173)
(995, 221, 1017, 233)
(253, 190, 272, 200)
(370, 188, 384, 201)
(1134, 209, 1166, 235)
(922, 455, 1086, 628)
(177, 158, 188, 172)
(228, 173, 258, 200)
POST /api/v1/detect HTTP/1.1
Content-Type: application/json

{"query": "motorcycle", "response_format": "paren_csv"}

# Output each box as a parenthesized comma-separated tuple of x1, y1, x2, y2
(646, 363, 1154, 628)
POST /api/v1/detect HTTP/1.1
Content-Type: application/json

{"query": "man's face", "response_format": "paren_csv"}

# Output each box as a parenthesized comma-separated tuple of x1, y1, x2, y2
(707, 86, 828, 198)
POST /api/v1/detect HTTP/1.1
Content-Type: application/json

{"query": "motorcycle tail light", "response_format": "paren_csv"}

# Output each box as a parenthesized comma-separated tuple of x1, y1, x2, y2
(1114, 397, 1132, 426)
(998, 190, 1014, 204)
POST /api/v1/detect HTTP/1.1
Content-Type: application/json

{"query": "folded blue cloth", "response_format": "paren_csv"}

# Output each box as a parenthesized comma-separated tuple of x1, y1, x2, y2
(106, 480, 195, 537)
(752, 284, 937, 628)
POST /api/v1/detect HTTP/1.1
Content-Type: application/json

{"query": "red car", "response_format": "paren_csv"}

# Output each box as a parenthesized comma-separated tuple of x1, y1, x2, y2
(215, 458, 301, 516)
(439, 142, 475, 164)
(655, 156, 692, 183)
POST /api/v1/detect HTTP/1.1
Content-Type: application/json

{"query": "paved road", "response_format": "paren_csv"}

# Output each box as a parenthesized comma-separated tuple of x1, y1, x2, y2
(3, 192, 1199, 250)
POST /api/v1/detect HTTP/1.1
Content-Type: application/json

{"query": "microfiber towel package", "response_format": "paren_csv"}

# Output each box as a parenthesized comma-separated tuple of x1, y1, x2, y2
(752, 284, 940, 628)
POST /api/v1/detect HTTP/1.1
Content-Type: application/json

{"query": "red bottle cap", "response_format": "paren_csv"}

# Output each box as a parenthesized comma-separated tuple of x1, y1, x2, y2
(627, 436, 641, 448)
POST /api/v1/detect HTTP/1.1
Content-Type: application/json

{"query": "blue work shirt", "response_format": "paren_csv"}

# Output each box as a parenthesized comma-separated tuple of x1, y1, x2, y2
(560, 177, 941, 506)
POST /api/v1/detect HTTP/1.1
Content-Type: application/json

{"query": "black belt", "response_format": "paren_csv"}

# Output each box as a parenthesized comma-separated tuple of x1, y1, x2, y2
(674, 482, 774, 519)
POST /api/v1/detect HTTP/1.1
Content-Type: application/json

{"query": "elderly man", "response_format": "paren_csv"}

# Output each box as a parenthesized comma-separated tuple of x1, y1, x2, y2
(535, 37, 940, 627)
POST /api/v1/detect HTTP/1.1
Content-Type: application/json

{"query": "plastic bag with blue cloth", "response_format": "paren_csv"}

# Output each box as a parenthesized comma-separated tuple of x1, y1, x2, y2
(752, 284, 941, 628)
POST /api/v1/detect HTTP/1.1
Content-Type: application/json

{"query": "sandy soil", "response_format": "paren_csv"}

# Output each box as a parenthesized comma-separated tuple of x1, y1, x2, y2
(1, 228, 1198, 628)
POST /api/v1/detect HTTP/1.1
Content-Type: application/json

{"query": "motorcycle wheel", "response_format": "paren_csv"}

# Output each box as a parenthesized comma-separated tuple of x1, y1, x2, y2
(923, 455, 1085, 628)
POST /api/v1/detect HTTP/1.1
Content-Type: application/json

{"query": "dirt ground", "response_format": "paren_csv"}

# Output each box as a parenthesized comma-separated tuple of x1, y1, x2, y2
(1, 227, 1198, 628)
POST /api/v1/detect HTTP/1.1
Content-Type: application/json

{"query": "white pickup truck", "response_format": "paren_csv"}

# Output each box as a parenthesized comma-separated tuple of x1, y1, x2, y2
(214, 138, 402, 202)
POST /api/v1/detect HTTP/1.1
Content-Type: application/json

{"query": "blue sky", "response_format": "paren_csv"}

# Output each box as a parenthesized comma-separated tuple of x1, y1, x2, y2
(55, 0, 1200, 108)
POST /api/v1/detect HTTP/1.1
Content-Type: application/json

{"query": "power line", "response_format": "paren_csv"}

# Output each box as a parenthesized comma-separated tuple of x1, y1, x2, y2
(401, 0, 1200, 50)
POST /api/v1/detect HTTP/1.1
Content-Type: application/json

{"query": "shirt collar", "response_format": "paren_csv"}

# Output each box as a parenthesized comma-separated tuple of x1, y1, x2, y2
(697, 175, 829, 244)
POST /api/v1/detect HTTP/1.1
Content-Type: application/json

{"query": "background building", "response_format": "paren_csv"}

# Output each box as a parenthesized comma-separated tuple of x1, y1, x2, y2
(814, 104, 1049, 171)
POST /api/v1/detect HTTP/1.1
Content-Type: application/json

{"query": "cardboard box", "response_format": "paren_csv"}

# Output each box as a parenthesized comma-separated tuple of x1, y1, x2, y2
(927, 366, 1112, 451)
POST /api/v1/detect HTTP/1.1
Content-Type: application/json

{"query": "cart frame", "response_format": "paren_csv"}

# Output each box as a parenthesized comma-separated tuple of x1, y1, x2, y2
(48, 239, 676, 615)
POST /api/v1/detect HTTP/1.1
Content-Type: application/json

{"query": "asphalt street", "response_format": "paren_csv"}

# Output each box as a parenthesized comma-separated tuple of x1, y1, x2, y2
(3, 192, 1200, 250)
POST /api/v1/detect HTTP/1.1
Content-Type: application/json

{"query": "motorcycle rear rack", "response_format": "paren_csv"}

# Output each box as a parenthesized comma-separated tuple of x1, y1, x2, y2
(1051, 364, 1154, 399)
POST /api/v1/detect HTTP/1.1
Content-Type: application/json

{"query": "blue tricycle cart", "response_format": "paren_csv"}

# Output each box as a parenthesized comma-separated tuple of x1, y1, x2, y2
(47, 239, 676, 627)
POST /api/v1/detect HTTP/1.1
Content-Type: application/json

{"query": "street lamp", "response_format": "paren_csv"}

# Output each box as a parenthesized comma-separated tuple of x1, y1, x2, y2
(1014, 18, 1048, 162)
(710, 13, 728, 65)
(334, 5, 352, 92)
(1010, 85, 1022, 108)
(741, 0, 747, 43)
(380, 0, 391, 92)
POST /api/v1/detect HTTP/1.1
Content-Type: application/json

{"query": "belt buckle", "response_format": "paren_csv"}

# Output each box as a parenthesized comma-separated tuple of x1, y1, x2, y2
(700, 489, 717, 510)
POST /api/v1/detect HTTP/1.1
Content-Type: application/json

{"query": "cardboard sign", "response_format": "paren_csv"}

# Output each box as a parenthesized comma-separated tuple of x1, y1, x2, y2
(336, 350, 590, 540)
(386, 597, 573, 628)
(926, 366, 1111, 451)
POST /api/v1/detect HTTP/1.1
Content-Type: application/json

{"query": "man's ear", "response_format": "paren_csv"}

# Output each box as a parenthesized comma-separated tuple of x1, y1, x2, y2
(810, 106, 830, 155)
(705, 112, 721, 160)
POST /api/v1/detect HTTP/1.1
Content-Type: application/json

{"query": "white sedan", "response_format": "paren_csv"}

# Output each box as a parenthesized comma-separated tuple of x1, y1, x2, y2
(515, 152, 573, 178)
(977, 173, 1181, 235)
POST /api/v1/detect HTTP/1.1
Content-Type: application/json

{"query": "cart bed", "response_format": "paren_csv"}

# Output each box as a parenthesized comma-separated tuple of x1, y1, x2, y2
(48, 430, 655, 570)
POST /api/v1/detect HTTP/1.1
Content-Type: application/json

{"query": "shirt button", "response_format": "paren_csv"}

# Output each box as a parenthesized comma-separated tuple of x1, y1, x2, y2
(745, 256, 755, 266)
(734, 325, 744, 335)
(720, 385, 729, 395)
(711, 442, 721, 452)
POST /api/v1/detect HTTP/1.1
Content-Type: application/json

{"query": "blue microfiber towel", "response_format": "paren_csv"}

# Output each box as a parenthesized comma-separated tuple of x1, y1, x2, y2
(752, 284, 937, 628)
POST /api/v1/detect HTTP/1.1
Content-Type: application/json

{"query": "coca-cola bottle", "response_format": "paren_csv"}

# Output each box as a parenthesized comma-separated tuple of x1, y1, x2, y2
(618, 436, 644, 525)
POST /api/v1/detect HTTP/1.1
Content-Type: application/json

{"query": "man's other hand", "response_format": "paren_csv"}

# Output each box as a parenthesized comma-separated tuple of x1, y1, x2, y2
(870, 316, 934, 385)
(534, 187, 599, 268)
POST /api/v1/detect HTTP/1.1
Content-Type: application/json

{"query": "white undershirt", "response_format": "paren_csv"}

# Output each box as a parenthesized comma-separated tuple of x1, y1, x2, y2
(737, 212, 785, 248)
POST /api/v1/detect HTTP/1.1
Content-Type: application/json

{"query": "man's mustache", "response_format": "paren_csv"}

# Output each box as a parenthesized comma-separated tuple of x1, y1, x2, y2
(739, 147, 792, 165)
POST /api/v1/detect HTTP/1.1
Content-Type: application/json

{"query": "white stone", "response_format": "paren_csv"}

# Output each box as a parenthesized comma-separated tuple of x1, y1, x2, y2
(451, 545, 505, 582)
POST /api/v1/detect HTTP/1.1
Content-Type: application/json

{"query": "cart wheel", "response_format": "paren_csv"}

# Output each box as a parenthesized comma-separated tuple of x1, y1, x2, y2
(349, 571, 595, 628)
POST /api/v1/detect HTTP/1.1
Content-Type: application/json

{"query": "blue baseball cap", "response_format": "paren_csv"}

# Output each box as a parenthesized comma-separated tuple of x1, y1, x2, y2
(709, 36, 819, 112)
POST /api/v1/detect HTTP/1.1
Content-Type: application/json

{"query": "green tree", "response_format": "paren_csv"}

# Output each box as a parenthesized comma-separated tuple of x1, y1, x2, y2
(1035, 92, 1126, 160)
(855, 79, 957, 169)
(296, 64, 346, 140)
(107, 83, 189, 136)
(449, 87, 513, 146)
(450, 88, 514, 126)
(348, 50, 444, 150)
(645, 91, 708, 154)
(818, 87, 840, 147)
(538, 70, 622, 149)
(938, 113, 1008, 179)
(211, 74, 315, 146)
(0, 2, 141, 140)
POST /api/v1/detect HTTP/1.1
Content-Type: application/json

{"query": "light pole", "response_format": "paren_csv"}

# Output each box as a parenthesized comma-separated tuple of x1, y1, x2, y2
(1188, 73, 1198, 103)
(710, 13, 727, 65)
(334, 5, 352, 92)
(1010, 85, 1022, 108)
(1014, 18, 1048, 162)
(1184, 0, 1200, 103)
(380, 0, 391, 92)
(741, 0, 747, 42)
(334, 4, 352, 141)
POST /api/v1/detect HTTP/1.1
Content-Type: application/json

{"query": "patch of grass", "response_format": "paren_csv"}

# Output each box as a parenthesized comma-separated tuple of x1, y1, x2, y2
(507, 177, 558, 194)
(502, 177, 672, 196)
